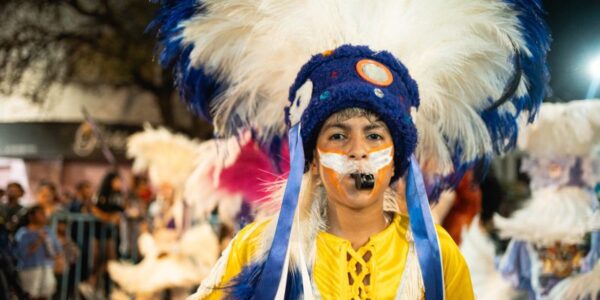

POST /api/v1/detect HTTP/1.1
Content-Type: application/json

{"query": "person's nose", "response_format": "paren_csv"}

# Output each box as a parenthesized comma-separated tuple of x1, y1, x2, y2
(348, 136, 368, 160)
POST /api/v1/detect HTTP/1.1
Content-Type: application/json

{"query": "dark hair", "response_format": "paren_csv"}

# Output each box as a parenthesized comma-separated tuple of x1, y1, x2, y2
(7, 182, 24, 194)
(76, 180, 91, 192)
(97, 171, 120, 199)
(24, 205, 44, 225)
(96, 171, 125, 213)
(37, 181, 59, 203)
(479, 173, 504, 223)
(133, 175, 148, 188)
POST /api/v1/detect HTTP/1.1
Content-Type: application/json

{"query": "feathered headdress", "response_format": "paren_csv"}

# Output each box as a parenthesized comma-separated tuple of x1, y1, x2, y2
(495, 100, 600, 245)
(127, 124, 201, 190)
(150, 1, 549, 298)
(152, 0, 549, 185)
(494, 100, 600, 299)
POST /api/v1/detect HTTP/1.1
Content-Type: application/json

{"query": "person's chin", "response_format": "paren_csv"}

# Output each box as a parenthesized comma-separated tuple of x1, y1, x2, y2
(340, 184, 377, 209)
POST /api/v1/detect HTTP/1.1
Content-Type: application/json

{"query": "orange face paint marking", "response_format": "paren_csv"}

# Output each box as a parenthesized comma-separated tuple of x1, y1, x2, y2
(317, 143, 394, 201)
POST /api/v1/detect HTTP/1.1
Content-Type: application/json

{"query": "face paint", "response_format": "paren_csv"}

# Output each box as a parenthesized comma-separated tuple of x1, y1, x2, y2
(318, 146, 393, 176)
(318, 145, 393, 197)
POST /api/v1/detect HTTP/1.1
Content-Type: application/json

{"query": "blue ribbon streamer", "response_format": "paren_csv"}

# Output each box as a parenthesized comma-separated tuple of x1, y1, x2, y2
(254, 124, 305, 299)
(406, 156, 444, 300)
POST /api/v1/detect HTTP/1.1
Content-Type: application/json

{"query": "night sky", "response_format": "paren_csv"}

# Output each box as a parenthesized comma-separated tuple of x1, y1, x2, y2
(544, 0, 600, 101)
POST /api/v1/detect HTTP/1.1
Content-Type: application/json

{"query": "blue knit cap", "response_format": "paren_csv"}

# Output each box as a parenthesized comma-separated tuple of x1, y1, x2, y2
(286, 45, 420, 181)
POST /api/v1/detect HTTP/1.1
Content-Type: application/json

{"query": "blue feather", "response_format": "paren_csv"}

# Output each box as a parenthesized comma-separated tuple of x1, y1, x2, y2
(483, 0, 551, 154)
(424, 0, 550, 198)
(429, 0, 553, 199)
(147, 0, 199, 66)
(147, 0, 225, 122)
(176, 46, 223, 122)
(223, 262, 304, 299)
(266, 135, 288, 174)
(426, 141, 491, 202)
(225, 262, 262, 299)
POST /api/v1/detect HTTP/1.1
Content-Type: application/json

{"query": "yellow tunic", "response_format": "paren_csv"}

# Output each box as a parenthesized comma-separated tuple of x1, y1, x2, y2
(201, 214, 474, 299)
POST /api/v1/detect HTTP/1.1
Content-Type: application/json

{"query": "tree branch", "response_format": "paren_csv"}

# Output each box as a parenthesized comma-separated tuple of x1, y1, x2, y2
(132, 68, 160, 94)
(66, 0, 103, 19)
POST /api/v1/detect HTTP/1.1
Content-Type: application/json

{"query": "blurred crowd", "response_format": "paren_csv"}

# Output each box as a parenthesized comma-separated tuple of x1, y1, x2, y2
(0, 167, 523, 300)
(0, 172, 156, 300)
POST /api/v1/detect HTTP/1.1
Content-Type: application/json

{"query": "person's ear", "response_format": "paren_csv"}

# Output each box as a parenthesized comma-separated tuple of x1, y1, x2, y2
(311, 151, 320, 176)
(311, 160, 320, 175)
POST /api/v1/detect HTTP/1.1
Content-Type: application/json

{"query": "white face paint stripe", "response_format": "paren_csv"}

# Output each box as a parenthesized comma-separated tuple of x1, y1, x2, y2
(318, 151, 349, 174)
(318, 146, 393, 175)
(367, 147, 393, 171)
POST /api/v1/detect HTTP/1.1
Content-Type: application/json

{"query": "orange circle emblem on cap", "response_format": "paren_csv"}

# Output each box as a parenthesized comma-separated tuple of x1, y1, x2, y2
(356, 59, 393, 87)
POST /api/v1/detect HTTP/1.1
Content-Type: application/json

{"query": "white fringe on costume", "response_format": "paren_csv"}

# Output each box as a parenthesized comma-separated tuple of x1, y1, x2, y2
(494, 187, 600, 246)
(460, 218, 523, 300)
(179, 0, 535, 176)
(108, 224, 219, 295)
(518, 100, 600, 157)
(395, 230, 424, 299)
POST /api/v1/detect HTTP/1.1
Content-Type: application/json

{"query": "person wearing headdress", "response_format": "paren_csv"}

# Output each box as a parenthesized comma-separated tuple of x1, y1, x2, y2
(107, 126, 219, 299)
(150, 0, 550, 298)
(491, 100, 600, 299)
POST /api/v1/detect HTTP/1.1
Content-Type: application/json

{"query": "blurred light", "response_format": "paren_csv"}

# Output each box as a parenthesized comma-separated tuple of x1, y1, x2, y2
(587, 56, 600, 98)
(589, 57, 600, 78)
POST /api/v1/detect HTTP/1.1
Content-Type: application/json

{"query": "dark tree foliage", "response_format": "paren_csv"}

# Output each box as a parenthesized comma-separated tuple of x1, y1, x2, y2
(0, 0, 209, 134)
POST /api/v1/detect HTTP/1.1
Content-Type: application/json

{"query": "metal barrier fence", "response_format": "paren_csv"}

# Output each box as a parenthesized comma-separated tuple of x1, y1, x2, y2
(49, 212, 142, 300)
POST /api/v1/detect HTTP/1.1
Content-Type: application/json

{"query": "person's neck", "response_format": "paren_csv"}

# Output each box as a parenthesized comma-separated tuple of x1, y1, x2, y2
(41, 203, 55, 216)
(7, 199, 19, 207)
(326, 199, 388, 250)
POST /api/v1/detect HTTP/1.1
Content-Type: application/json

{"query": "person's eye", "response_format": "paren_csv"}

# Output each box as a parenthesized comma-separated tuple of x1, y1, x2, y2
(329, 133, 346, 141)
(367, 133, 383, 140)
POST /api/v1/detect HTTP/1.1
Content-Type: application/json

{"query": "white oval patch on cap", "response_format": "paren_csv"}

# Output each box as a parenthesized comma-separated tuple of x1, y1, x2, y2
(356, 59, 393, 87)
(289, 79, 313, 125)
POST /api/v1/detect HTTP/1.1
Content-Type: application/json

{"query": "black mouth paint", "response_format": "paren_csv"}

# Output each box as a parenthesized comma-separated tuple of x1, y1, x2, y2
(351, 173, 375, 190)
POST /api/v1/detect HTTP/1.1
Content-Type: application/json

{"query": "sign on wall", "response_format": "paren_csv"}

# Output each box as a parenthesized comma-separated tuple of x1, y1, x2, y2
(0, 122, 143, 162)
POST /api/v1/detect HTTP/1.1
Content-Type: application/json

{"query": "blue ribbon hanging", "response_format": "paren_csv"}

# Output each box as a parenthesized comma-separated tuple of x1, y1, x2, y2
(406, 156, 444, 300)
(254, 124, 305, 299)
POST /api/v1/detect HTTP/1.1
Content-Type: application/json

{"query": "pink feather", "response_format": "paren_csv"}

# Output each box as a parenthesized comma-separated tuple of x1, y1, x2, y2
(218, 139, 289, 204)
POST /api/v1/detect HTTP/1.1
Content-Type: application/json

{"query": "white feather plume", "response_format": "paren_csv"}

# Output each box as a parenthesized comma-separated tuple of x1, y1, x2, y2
(108, 223, 219, 294)
(518, 99, 600, 157)
(179, 0, 538, 176)
(494, 187, 600, 245)
(127, 124, 201, 190)
(183, 133, 250, 222)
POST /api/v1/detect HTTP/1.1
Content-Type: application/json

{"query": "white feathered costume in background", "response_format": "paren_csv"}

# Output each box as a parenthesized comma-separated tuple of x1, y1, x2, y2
(460, 217, 525, 300)
(183, 133, 248, 231)
(486, 100, 600, 299)
(108, 125, 219, 298)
